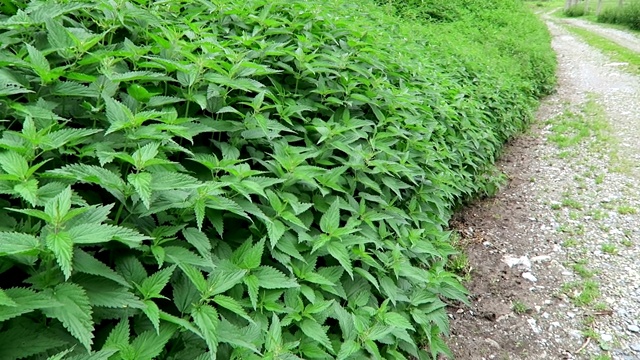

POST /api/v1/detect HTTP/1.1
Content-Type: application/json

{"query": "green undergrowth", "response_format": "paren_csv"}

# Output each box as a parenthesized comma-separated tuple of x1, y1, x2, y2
(0, 0, 554, 359)
(598, 1, 640, 29)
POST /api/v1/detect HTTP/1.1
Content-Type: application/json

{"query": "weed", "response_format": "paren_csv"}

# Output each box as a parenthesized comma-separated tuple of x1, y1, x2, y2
(601, 244, 618, 254)
(617, 205, 638, 215)
(512, 300, 530, 314)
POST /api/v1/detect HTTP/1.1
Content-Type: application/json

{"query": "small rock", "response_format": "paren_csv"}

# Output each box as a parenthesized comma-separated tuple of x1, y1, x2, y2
(523, 272, 537, 282)
(527, 318, 541, 334)
(503, 255, 532, 270)
(484, 338, 501, 349)
(531, 255, 552, 263)
(628, 324, 640, 333)
(567, 312, 576, 318)
(631, 343, 640, 352)
(601, 334, 613, 342)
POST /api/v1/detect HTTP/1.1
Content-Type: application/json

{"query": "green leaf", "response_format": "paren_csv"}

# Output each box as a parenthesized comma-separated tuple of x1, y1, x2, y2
(208, 267, 247, 296)
(128, 172, 153, 209)
(0, 232, 40, 256)
(266, 219, 286, 248)
(46, 231, 74, 279)
(14, 178, 39, 206)
(253, 266, 298, 289)
(384, 312, 414, 331)
(142, 299, 161, 333)
(326, 242, 353, 278)
(76, 277, 144, 309)
(0, 288, 58, 321)
(0, 150, 29, 179)
(320, 200, 340, 234)
(265, 314, 282, 352)
(42, 283, 94, 351)
(25, 44, 51, 80)
(337, 339, 361, 360)
(116, 256, 147, 285)
(132, 142, 159, 169)
(138, 265, 176, 299)
(182, 227, 212, 260)
(0, 289, 16, 307)
(44, 186, 72, 225)
(103, 318, 130, 350)
(300, 319, 333, 352)
(0, 320, 69, 360)
(213, 294, 254, 324)
(192, 305, 220, 357)
(104, 97, 135, 134)
(73, 248, 130, 287)
(45, 18, 75, 54)
(129, 324, 176, 360)
(231, 237, 264, 270)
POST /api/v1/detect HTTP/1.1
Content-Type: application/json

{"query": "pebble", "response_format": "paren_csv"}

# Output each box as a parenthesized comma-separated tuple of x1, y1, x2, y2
(629, 325, 640, 333)
(631, 343, 640, 352)
(602, 334, 613, 342)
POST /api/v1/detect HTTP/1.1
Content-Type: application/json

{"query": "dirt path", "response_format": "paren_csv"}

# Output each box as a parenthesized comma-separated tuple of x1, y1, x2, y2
(560, 16, 640, 54)
(444, 16, 640, 360)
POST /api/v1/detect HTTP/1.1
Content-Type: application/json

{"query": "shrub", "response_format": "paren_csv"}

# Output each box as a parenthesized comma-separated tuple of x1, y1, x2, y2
(0, 0, 553, 359)
(598, 2, 640, 29)
(564, 3, 586, 17)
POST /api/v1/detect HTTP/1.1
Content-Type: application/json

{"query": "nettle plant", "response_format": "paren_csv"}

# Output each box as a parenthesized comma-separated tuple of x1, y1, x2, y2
(0, 0, 550, 359)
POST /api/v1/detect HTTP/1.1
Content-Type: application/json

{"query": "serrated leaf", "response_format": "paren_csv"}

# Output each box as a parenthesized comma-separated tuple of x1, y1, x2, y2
(192, 305, 219, 357)
(41, 128, 101, 151)
(129, 324, 176, 360)
(103, 318, 130, 350)
(46, 164, 127, 202)
(384, 312, 414, 330)
(231, 237, 264, 270)
(115, 256, 147, 285)
(0, 288, 58, 321)
(337, 339, 361, 360)
(128, 172, 153, 209)
(151, 172, 200, 190)
(0, 320, 69, 360)
(0, 232, 40, 256)
(104, 97, 135, 134)
(179, 260, 208, 292)
(265, 314, 282, 352)
(143, 299, 161, 333)
(266, 219, 286, 248)
(132, 142, 159, 169)
(14, 178, 39, 206)
(52, 81, 99, 97)
(253, 266, 298, 289)
(213, 294, 254, 324)
(42, 283, 94, 351)
(73, 248, 130, 287)
(0, 289, 17, 307)
(243, 274, 259, 310)
(182, 227, 212, 261)
(44, 186, 72, 224)
(138, 265, 176, 300)
(320, 200, 340, 234)
(326, 242, 353, 278)
(208, 267, 247, 296)
(300, 319, 333, 352)
(0, 150, 29, 179)
(25, 44, 50, 78)
(46, 231, 74, 279)
(76, 277, 144, 309)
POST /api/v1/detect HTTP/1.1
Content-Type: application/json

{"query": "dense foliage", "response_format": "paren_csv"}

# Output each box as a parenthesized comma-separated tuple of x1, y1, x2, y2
(597, 2, 640, 29)
(0, 0, 554, 359)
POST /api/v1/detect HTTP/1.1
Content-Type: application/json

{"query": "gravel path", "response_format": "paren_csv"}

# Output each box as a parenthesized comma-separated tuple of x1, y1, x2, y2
(560, 16, 640, 53)
(446, 15, 640, 360)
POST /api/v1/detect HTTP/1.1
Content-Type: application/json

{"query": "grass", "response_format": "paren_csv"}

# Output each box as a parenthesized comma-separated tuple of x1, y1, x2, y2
(562, 280, 601, 306)
(571, 262, 596, 278)
(617, 205, 638, 214)
(601, 243, 618, 254)
(512, 300, 530, 314)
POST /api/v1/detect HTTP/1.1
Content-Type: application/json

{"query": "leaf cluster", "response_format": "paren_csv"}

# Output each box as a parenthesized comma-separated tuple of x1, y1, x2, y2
(0, 0, 554, 359)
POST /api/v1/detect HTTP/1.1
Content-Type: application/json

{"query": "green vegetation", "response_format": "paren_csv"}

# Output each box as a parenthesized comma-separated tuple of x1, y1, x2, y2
(598, 2, 640, 29)
(0, 0, 554, 358)
(511, 300, 530, 314)
(601, 243, 619, 254)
